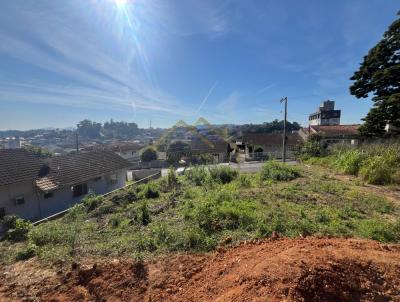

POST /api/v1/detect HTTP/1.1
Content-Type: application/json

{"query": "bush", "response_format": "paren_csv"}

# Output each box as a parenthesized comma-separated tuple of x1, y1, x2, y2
(16, 244, 37, 261)
(110, 189, 137, 206)
(359, 156, 393, 185)
(209, 166, 238, 184)
(5, 218, 32, 242)
(160, 169, 179, 191)
(140, 184, 160, 199)
(185, 166, 209, 186)
(130, 202, 151, 226)
(83, 194, 105, 212)
(335, 150, 365, 175)
(260, 161, 300, 181)
(140, 147, 157, 162)
(1, 215, 18, 230)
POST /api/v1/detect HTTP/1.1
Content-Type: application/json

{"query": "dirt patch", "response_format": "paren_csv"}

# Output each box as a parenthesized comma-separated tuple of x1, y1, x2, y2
(1, 238, 400, 302)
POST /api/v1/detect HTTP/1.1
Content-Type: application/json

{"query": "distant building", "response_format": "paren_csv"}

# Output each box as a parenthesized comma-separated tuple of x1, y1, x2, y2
(4, 136, 23, 149)
(242, 133, 302, 159)
(0, 149, 131, 221)
(309, 100, 341, 126)
(299, 125, 361, 145)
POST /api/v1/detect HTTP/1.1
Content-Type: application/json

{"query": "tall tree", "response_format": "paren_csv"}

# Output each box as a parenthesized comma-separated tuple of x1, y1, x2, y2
(350, 12, 400, 136)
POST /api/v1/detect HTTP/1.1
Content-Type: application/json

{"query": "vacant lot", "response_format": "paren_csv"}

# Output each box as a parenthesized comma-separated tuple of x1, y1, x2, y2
(0, 162, 399, 301)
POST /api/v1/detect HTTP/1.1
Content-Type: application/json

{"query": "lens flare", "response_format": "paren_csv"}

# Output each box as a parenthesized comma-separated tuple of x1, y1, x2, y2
(114, 0, 127, 8)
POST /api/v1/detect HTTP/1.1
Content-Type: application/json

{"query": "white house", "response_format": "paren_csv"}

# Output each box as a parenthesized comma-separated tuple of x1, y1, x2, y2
(0, 149, 132, 221)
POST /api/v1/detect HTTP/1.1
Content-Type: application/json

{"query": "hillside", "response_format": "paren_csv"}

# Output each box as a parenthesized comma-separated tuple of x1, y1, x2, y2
(1, 161, 399, 301)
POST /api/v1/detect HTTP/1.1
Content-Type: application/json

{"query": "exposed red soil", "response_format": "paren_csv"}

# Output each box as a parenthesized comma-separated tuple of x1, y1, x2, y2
(1, 237, 400, 302)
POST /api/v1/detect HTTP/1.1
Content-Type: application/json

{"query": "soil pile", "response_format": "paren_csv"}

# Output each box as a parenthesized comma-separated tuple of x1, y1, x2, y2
(1, 237, 399, 302)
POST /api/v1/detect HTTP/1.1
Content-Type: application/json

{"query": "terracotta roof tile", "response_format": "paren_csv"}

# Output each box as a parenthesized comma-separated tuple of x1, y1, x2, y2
(243, 133, 302, 146)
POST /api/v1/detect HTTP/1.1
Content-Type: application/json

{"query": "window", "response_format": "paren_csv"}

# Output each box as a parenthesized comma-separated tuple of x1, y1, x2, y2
(44, 192, 54, 199)
(14, 196, 25, 205)
(0, 208, 5, 219)
(72, 183, 88, 197)
(93, 176, 102, 182)
(109, 174, 118, 185)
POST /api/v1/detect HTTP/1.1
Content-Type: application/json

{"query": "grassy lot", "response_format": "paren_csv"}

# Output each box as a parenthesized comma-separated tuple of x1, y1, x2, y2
(300, 142, 400, 185)
(1, 162, 399, 265)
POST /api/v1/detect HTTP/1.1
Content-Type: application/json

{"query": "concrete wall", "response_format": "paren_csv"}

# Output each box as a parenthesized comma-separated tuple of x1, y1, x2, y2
(0, 169, 127, 221)
(0, 181, 41, 220)
(129, 169, 161, 180)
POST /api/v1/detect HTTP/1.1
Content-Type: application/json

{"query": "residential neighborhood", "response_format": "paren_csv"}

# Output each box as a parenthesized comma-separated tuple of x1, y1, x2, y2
(0, 1, 399, 301)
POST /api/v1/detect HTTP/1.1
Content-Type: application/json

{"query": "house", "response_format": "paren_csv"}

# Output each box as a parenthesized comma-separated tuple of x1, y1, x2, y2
(242, 133, 303, 159)
(190, 136, 232, 163)
(82, 142, 144, 162)
(0, 149, 132, 221)
(111, 143, 144, 161)
(298, 125, 361, 146)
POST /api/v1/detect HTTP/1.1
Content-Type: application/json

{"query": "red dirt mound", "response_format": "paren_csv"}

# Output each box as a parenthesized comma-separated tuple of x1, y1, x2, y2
(1, 237, 400, 302)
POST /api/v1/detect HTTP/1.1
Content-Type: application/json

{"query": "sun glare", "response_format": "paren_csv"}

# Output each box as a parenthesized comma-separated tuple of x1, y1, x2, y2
(114, 0, 128, 8)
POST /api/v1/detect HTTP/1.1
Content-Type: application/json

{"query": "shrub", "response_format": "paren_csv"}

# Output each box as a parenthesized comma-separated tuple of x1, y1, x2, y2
(110, 189, 137, 206)
(185, 166, 209, 186)
(161, 169, 179, 191)
(16, 244, 37, 261)
(209, 166, 238, 184)
(140, 183, 160, 199)
(1, 215, 18, 230)
(83, 194, 105, 212)
(5, 218, 32, 242)
(359, 156, 393, 185)
(236, 174, 251, 188)
(137, 202, 151, 225)
(335, 150, 365, 175)
(260, 161, 300, 181)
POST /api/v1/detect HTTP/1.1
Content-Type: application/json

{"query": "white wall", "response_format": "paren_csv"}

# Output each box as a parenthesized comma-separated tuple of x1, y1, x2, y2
(1, 169, 128, 221)
(0, 181, 41, 220)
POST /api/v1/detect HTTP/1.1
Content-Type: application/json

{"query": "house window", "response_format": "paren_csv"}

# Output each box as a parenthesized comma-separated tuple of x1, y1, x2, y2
(14, 196, 25, 205)
(0, 208, 5, 219)
(93, 176, 102, 182)
(72, 183, 88, 197)
(44, 192, 54, 199)
(109, 174, 118, 185)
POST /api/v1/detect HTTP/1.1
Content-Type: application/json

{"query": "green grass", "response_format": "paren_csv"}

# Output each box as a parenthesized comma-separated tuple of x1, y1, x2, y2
(303, 142, 400, 185)
(0, 162, 399, 265)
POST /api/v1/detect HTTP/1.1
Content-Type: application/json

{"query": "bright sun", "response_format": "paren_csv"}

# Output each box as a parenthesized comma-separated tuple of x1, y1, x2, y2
(114, 0, 128, 8)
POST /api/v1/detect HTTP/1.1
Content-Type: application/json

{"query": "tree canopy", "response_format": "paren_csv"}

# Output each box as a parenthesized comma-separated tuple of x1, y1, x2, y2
(140, 147, 158, 162)
(350, 12, 400, 137)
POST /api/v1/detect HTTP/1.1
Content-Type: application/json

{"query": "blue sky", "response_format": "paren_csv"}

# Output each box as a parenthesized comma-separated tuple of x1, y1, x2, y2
(0, 0, 398, 130)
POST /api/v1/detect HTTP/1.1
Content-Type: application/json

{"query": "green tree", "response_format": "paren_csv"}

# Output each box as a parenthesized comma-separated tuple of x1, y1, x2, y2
(140, 147, 157, 162)
(77, 120, 102, 139)
(350, 12, 400, 137)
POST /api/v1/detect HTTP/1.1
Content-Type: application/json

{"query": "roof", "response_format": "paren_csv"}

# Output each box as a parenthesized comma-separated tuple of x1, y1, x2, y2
(310, 125, 360, 137)
(243, 133, 302, 146)
(82, 143, 144, 153)
(0, 149, 43, 186)
(191, 136, 229, 153)
(35, 151, 132, 192)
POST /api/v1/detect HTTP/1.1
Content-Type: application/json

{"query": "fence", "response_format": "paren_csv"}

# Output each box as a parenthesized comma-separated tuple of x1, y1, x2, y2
(32, 171, 161, 226)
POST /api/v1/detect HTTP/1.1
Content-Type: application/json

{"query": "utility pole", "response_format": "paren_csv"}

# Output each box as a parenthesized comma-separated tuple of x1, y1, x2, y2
(280, 97, 288, 162)
(75, 131, 79, 153)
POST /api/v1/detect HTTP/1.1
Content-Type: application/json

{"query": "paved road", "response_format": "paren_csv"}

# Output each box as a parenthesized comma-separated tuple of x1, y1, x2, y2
(162, 160, 297, 176)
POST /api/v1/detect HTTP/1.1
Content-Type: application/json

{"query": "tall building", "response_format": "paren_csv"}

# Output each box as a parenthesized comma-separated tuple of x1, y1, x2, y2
(309, 100, 341, 126)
